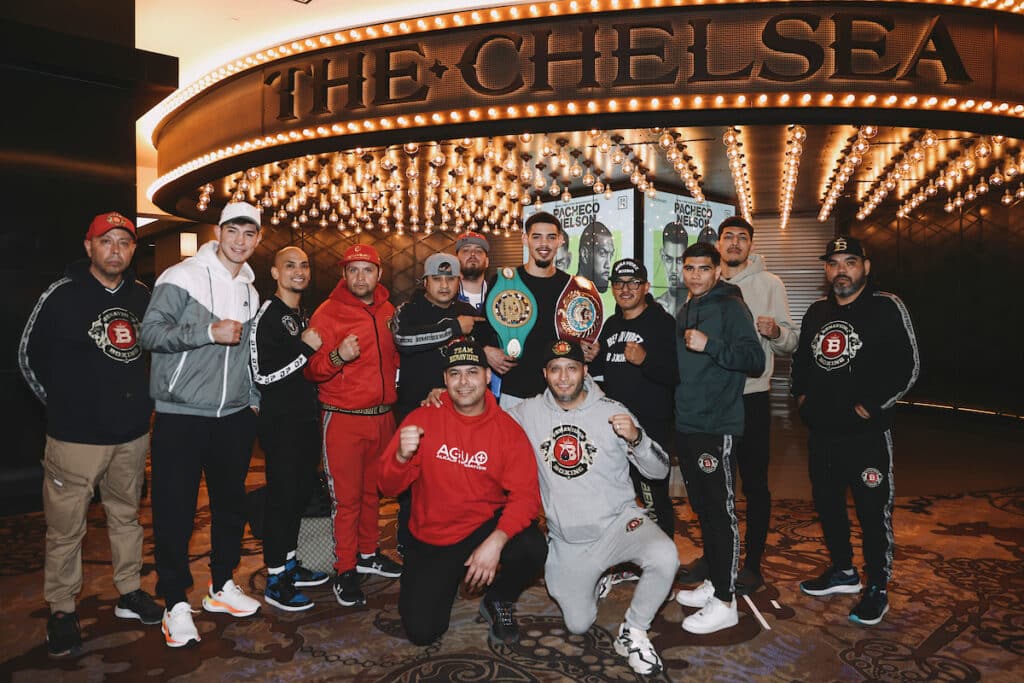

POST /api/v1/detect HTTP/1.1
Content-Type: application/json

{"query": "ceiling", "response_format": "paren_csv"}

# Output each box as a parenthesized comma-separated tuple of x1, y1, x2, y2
(133, 1, 1024, 231)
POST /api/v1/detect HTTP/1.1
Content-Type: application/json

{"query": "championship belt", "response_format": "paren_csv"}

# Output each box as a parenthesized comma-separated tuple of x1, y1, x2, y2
(486, 267, 538, 359)
(555, 276, 604, 343)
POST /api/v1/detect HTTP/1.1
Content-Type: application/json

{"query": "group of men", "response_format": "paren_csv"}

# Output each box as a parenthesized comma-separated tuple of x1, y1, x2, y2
(21, 203, 918, 675)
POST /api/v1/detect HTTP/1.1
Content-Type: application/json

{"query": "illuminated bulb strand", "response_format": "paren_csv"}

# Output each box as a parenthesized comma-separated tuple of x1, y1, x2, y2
(723, 127, 753, 221)
(855, 129, 939, 221)
(818, 125, 877, 222)
(779, 125, 806, 230)
(897, 136, 989, 217)
(656, 128, 706, 203)
(934, 142, 1023, 214)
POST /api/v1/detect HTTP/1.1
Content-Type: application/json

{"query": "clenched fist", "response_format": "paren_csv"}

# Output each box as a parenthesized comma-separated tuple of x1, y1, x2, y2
(301, 327, 323, 351)
(337, 334, 360, 362)
(397, 425, 424, 463)
(211, 320, 242, 345)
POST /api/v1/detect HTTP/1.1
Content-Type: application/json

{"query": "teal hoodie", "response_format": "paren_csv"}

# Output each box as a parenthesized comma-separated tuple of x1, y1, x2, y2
(674, 279, 764, 435)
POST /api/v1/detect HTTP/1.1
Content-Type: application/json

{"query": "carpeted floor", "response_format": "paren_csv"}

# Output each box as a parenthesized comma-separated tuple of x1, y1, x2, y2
(1, 460, 1022, 682)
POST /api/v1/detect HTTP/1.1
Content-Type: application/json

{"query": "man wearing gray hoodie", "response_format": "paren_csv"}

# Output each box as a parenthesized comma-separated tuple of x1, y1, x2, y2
(141, 202, 264, 647)
(509, 340, 678, 677)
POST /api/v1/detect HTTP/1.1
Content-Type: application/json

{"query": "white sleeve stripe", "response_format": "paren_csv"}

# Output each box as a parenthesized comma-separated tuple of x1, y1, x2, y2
(249, 300, 309, 386)
(875, 291, 920, 409)
(18, 277, 72, 405)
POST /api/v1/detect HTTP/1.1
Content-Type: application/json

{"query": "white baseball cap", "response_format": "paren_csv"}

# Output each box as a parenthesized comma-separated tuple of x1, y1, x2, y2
(219, 202, 261, 226)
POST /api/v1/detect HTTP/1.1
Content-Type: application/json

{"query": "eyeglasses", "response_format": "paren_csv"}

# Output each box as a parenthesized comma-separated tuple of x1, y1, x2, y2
(611, 280, 644, 291)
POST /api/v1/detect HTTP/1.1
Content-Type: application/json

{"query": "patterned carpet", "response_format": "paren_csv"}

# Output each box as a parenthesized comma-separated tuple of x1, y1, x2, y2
(1, 463, 1022, 682)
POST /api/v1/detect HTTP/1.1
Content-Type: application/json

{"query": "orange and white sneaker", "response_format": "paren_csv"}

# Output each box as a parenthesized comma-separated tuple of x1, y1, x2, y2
(202, 579, 261, 617)
(162, 602, 200, 648)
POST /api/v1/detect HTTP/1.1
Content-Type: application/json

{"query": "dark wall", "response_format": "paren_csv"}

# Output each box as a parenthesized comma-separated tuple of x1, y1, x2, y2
(0, 3, 176, 504)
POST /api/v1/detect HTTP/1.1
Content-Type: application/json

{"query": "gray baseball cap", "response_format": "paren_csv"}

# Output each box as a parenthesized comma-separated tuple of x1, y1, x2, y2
(423, 253, 461, 277)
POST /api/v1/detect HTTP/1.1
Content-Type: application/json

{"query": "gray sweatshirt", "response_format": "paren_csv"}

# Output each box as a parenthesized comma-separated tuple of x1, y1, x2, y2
(509, 376, 670, 544)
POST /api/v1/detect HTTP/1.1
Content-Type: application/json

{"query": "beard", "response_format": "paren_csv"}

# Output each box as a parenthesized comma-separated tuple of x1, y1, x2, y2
(724, 256, 745, 268)
(461, 264, 484, 279)
(534, 258, 552, 269)
(831, 273, 866, 298)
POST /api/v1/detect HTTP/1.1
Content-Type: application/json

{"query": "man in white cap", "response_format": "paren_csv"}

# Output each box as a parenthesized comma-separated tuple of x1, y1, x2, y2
(141, 202, 264, 647)
(20, 211, 162, 657)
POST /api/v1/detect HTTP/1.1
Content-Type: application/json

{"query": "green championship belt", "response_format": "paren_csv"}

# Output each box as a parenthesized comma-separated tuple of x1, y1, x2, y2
(555, 275, 604, 344)
(486, 267, 538, 359)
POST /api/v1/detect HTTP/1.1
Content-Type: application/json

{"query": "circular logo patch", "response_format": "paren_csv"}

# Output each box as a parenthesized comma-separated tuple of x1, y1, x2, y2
(811, 320, 863, 371)
(861, 467, 884, 488)
(491, 290, 533, 328)
(88, 308, 141, 363)
(540, 424, 597, 479)
(282, 316, 300, 336)
(697, 452, 719, 474)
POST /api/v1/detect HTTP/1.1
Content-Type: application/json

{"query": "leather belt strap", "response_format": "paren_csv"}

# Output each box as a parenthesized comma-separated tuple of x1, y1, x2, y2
(320, 403, 392, 416)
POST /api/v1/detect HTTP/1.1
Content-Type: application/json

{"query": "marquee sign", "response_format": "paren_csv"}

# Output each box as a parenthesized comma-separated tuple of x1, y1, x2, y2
(149, 1, 1024, 211)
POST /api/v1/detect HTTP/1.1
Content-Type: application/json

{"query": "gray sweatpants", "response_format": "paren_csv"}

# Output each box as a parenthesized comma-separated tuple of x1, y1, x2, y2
(545, 507, 679, 634)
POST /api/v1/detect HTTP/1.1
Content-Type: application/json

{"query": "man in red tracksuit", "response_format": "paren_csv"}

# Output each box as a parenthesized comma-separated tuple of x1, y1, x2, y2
(379, 338, 546, 646)
(305, 244, 402, 607)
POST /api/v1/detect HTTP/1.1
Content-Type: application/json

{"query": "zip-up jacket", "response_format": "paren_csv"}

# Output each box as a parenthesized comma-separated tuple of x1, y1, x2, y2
(141, 241, 259, 417)
(509, 376, 670, 544)
(379, 391, 540, 546)
(304, 279, 399, 410)
(792, 283, 919, 435)
(249, 295, 318, 419)
(674, 279, 765, 435)
(591, 294, 679, 445)
(722, 253, 799, 394)
(390, 289, 484, 416)
(457, 278, 489, 313)
(19, 259, 153, 444)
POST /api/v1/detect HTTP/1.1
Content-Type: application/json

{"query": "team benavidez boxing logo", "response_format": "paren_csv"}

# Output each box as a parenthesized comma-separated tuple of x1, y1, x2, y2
(88, 308, 141, 363)
(540, 424, 597, 479)
(812, 320, 863, 371)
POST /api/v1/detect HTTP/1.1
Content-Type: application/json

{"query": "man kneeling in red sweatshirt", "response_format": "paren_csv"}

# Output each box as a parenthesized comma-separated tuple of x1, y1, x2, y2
(379, 338, 547, 646)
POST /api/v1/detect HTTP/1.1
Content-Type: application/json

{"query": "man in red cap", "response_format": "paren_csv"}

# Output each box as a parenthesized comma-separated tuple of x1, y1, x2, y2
(19, 212, 162, 657)
(305, 244, 403, 607)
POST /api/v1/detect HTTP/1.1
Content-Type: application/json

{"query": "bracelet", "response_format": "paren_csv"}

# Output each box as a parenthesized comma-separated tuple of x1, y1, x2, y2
(329, 349, 346, 367)
(626, 428, 644, 448)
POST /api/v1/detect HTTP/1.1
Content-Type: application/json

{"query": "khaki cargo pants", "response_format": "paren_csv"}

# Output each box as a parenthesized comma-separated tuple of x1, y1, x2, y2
(42, 434, 148, 613)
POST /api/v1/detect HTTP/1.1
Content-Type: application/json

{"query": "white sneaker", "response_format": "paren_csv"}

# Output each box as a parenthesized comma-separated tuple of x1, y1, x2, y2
(675, 579, 715, 607)
(202, 579, 261, 617)
(597, 570, 639, 599)
(613, 622, 663, 675)
(162, 602, 200, 648)
(682, 596, 739, 634)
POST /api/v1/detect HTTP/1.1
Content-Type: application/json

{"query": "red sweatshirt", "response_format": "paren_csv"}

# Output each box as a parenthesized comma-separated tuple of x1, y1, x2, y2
(304, 280, 399, 410)
(379, 392, 541, 546)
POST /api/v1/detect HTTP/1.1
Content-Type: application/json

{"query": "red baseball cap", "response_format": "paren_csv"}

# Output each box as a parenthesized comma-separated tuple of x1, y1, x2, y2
(338, 243, 381, 267)
(85, 212, 136, 240)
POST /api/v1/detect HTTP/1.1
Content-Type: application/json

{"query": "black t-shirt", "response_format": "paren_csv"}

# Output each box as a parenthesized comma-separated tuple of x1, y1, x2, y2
(493, 266, 571, 399)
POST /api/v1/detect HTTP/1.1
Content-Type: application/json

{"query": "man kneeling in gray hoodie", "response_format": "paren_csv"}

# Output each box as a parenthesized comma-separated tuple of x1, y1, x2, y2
(509, 340, 678, 677)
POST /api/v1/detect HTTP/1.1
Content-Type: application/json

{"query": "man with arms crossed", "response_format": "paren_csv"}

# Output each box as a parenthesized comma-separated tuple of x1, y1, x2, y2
(141, 202, 264, 647)
(250, 246, 330, 611)
(20, 211, 161, 656)
(510, 340, 678, 676)
(793, 236, 918, 626)
(380, 339, 546, 646)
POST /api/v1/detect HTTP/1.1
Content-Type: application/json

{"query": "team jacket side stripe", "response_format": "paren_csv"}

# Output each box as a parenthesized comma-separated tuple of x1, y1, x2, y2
(874, 291, 920, 410)
(248, 299, 309, 386)
(17, 276, 72, 405)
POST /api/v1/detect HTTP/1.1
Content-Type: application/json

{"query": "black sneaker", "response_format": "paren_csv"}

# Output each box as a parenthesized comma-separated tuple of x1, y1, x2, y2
(265, 573, 314, 612)
(735, 566, 765, 596)
(677, 556, 709, 585)
(356, 549, 402, 578)
(285, 558, 330, 587)
(46, 611, 82, 658)
(800, 567, 862, 596)
(849, 585, 889, 626)
(115, 589, 164, 625)
(333, 570, 366, 607)
(479, 596, 518, 644)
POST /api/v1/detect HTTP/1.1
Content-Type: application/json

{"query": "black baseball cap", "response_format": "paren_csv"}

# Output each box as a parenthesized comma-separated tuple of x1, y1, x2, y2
(610, 258, 648, 282)
(820, 235, 867, 261)
(443, 338, 488, 368)
(543, 339, 585, 365)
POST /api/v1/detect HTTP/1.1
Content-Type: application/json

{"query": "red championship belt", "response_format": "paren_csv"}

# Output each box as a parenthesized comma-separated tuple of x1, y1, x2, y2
(555, 276, 604, 344)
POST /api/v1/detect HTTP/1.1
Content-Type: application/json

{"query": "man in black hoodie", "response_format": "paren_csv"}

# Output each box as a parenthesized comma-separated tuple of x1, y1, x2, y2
(19, 212, 162, 657)
(594, 259, 679, 539)
(672, 241, 764, 635)
(792, 236, 919, 627)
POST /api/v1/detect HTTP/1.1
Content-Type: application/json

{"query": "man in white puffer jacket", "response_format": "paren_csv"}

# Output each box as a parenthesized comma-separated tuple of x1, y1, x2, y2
(509, 340, 678, 677)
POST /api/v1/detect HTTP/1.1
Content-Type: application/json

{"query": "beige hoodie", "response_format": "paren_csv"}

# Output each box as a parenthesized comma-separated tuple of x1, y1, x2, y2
(723, 253, 799, 394)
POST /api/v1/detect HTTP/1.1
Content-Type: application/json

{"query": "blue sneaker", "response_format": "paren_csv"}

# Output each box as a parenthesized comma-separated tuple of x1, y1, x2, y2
(286, 558, 329, 587)
(800, 567, 862, 596)
(264, 573, 314, 612)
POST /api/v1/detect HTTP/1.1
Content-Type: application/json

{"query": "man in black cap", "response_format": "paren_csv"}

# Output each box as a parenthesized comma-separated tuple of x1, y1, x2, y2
(793, 236, 919, 626)
(379, 339, 546, 646)
(592, 259, 679, 540)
